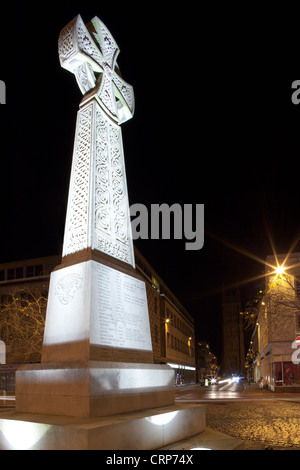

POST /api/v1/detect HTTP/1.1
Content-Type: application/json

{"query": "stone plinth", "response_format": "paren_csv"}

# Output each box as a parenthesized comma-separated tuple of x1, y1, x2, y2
(15, 252, 177, 418)
(41, 253, 154, 365)
(0, 404, 206, 450)
(16, 361, 174, 417)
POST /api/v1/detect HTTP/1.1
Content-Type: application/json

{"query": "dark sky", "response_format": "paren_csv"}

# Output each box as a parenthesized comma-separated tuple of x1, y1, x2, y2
(1, 3, 300, 359)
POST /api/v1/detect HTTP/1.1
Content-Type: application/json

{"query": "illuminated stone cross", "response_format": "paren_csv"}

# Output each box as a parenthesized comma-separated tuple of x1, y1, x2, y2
(15, 15, 174, 421)
(59, 15, 135, 266)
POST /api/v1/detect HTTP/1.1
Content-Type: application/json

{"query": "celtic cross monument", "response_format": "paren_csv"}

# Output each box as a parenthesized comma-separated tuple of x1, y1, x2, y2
(15, 15, 174, 418)
(59, 15, 135, 266)
(0, 14, 207, 450)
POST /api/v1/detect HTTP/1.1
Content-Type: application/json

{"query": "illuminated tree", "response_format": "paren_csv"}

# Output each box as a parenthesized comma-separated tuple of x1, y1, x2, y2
(0, 286, 47, 363)
(242, 288, 264, 330)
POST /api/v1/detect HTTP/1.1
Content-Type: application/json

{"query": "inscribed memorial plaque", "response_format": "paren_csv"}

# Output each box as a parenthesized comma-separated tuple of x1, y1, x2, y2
(91, 262, 152, 352)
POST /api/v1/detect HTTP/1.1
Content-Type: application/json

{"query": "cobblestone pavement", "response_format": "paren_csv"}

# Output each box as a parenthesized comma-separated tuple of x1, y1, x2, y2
(205, 401, 300, 450)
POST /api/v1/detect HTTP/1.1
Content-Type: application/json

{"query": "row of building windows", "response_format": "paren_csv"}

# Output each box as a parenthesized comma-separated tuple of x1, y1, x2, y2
(167, 333, 194, 357)
(166, 307, 193, 338)
(0, 265, 44, 282)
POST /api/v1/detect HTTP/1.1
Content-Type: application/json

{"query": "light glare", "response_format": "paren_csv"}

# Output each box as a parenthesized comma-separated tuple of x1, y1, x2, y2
(0, 420, 50, 450)
(190, 447, 211, 450)
(147, 411, 179, 426)
(276, 265, 285, 276)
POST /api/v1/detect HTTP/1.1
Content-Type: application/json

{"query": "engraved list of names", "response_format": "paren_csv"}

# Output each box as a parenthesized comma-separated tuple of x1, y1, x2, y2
(91, 262, 152, 351)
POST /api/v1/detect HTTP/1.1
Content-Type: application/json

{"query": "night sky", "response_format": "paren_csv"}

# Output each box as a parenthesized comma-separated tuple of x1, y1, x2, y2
(1, 3, 300, 359)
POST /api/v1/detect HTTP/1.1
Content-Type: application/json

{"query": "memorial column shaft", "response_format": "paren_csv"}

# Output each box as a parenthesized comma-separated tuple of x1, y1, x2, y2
(63, 98, 135, 268)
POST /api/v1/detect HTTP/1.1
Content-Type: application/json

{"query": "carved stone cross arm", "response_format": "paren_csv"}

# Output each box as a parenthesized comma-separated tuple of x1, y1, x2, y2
(58, 14, 134, 124)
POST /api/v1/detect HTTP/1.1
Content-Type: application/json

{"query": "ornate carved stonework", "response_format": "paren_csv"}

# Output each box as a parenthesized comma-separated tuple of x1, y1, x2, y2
(63, 103, 92, 254)
(59, 15, 135, 267)
(58, 14, 134, 123)
(55, 273, 83, 305)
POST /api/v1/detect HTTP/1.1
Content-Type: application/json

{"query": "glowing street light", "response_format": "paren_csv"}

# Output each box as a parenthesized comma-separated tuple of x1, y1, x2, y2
(276, 265, 285, 277)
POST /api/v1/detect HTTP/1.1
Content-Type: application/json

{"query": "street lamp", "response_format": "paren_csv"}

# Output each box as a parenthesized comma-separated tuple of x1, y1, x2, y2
(275, 265, 285, 277)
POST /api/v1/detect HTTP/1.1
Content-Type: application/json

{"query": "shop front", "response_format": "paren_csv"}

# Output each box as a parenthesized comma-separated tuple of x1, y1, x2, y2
(260, 342, 300, 391)
(274, 359, 300, 390)
(167, 363, 196, 385)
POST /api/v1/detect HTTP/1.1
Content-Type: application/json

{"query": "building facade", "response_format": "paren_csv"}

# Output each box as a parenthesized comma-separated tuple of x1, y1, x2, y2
(134, 249, 196, 384)
(195, 341, 219, 383)
(0, 249, 196, 387)
(252, 253, 300, 391)
(222, 288, 245, 376)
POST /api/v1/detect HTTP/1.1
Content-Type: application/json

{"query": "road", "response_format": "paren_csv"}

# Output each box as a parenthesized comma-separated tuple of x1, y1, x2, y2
(176, 380, 251, 402)
(175, 380, 300, 403)
(175, 382, 300, 449)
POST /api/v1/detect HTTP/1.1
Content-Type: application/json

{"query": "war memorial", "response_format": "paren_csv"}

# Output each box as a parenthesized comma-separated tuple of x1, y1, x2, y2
(0, 14, 205, 450)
